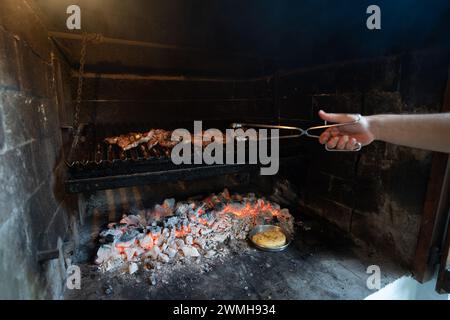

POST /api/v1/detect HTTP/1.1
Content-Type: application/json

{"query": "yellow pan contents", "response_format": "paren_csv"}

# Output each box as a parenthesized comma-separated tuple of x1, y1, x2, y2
(252, 229, 286, 248)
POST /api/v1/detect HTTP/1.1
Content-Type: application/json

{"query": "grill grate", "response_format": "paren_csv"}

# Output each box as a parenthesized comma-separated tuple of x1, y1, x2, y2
(67, 123, 175, 170)
(65, 122, 307, 193)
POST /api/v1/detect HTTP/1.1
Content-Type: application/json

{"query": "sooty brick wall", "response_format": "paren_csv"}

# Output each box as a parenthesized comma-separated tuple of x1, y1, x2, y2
(278, 49, 450, 267)
(71, 75, 274, 126)
(0, 0, 75, 299)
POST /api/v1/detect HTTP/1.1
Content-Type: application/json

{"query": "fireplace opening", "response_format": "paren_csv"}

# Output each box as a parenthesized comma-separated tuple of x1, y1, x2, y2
(65, 175, 407, 300)
(0, 0, 449, 300)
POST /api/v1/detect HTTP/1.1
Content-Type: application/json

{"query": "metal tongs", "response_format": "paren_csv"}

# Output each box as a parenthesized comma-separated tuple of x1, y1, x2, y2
(231, 114, 363, 152)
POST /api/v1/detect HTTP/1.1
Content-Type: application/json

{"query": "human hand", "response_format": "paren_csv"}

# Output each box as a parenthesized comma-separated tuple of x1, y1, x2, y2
(318, 110, 376, 150)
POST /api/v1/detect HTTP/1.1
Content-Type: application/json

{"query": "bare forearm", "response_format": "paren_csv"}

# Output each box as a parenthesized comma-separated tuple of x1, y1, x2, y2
(368, 113, 450, 153)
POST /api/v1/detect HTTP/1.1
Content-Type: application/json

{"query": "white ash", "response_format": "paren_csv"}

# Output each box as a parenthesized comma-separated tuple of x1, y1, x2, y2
(94, 189, 294, 278)
(129, 262, 139, 275)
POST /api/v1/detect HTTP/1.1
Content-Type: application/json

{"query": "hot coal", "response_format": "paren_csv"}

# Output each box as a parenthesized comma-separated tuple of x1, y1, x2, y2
(94, 189, 295, 281)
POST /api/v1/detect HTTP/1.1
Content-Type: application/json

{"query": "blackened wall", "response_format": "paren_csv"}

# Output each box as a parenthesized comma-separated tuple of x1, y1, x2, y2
(279, 48, 450, 267)
(35, 0, 450, 76)
(73, 76, 274, 127)
(0, 0, 74, 299)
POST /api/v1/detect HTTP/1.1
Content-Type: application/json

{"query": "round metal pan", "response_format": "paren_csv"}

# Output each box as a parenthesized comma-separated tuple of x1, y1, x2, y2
(248, 225, 292, 252)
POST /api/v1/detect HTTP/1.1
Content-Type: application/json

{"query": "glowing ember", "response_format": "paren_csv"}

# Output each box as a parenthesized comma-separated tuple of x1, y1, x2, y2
(95, 189, 294, 274)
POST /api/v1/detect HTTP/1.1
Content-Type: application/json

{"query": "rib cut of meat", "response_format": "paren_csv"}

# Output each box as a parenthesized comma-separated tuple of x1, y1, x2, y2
(104, 129, 235, 152)
(148, 130, 178, 149)
(105, 131, 154, 151)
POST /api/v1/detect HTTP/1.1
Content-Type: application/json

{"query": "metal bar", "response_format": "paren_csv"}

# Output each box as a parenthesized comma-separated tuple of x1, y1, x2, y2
(232, 116, 363, 152)
(48, 31, 262, 60)
(70, 71, 272, 83)
(66, 164, 260, 193)
(232, 123, 305, 132)
(73, 98, 272, 103)
(48, 31, 209, 52)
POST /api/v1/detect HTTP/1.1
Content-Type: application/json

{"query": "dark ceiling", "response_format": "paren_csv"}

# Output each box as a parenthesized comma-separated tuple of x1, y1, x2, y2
(34, 0, 450, 77)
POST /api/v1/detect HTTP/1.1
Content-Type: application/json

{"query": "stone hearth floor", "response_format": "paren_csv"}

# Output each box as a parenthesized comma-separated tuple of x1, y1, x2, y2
(65, 215, 405, 300)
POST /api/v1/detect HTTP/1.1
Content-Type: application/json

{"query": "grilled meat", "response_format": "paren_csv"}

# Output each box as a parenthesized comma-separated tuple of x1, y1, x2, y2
(105, 129, 236, 152)
(104, 131, 154, 151)
(148, 130, 178, 149)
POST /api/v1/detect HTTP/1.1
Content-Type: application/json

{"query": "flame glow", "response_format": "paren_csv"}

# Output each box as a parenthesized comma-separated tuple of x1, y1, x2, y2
(219, 200, 280, 218)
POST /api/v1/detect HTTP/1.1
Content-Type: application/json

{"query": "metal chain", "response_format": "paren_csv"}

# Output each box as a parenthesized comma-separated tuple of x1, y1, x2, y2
(73, 32, 88, 137)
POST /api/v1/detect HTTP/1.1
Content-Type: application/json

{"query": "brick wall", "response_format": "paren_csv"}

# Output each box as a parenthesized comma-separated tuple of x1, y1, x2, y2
(0, 0, 74, 299)
(278, 49, 450, 267)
